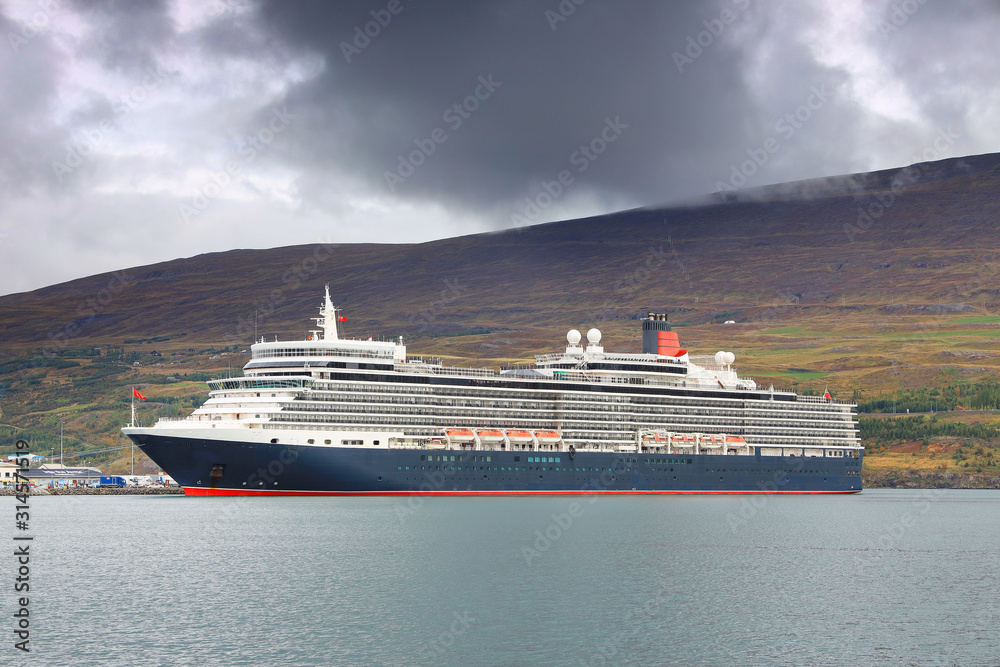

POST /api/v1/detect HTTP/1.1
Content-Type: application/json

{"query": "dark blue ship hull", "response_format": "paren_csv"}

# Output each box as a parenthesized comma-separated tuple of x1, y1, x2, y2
(127, 433, 863, 495)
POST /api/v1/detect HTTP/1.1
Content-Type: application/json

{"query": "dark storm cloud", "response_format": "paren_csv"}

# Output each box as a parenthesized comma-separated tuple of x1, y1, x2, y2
(253, 0, 766, 216)
(1, 0, 998, 295)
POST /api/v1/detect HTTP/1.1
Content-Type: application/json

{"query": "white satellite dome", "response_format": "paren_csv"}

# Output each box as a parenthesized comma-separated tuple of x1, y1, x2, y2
(715, 351, 736, 365)
(586, 328, 602, 344)
(566, 329, 582, 345)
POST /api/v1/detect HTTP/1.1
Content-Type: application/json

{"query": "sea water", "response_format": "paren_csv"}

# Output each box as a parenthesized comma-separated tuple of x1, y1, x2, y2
(9, 489, 1000, 666)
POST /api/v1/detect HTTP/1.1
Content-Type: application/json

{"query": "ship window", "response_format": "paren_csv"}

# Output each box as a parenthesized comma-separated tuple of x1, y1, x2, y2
(420, 455, 425, 461)
(325, 439, 331, 445)
(374, 440, 380, 446)
(307, 439, 314, 444)
(270, 438, 278, 444)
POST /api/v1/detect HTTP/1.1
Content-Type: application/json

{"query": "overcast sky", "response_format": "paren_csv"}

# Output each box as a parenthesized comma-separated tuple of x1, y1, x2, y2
(1, 0, 998, 295)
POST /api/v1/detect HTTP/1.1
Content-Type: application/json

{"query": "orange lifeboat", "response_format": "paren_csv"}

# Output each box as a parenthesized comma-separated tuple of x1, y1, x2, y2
(477, 429, 505, 443)
(446, 428, 475, 443)
(425, 438, 447, 449)
(534, 430, 561, 443)
(642, 433, 669, 447)
(505, 430, 534, 443)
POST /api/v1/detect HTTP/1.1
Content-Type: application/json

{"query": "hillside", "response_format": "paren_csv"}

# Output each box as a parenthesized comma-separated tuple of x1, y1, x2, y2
(3, 152, 1000, 479)
(3, 152, 1000, 348)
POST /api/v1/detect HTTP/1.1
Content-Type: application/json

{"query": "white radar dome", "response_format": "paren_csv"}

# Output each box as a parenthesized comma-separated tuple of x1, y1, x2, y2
(715, 351, 725, 365)
(586, 328, 602, 344)
(724, 352, 736, 365)
(567, 329, 582, 345)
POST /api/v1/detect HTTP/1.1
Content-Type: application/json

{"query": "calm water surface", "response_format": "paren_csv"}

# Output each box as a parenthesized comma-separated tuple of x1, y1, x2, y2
(10, 489, 1000, 666)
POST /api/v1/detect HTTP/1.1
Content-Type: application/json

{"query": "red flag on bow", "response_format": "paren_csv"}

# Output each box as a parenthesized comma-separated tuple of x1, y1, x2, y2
(133, 388, 147, 400)
(338, 316, 347, 322)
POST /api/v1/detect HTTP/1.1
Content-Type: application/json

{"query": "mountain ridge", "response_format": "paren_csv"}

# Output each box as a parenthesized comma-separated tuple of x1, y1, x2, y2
(3, 151, 1000, 352)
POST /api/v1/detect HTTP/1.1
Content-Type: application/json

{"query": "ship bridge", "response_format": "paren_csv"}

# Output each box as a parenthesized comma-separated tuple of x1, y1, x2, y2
(244, 284, 406, 373)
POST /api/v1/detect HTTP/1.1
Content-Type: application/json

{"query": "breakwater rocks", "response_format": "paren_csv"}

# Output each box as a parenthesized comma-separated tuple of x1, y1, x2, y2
(0, 486, 184, 496)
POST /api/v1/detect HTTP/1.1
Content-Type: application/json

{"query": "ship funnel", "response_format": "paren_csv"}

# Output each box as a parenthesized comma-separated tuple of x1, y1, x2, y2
(641, 312, 673, 354)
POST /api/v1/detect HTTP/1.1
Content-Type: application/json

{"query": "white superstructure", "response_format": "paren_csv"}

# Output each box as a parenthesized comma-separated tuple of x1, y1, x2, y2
(134, 286, 861, 461)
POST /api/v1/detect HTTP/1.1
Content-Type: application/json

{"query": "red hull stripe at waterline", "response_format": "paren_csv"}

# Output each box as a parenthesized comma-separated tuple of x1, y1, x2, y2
(184, 487, 861, 497)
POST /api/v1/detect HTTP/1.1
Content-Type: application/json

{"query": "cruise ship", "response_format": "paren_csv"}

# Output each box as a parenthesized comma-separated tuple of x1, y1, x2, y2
(123, 287, 863, 495)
